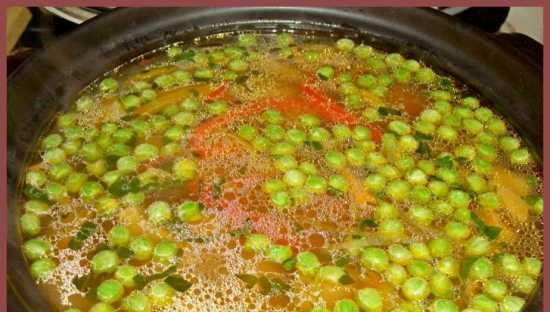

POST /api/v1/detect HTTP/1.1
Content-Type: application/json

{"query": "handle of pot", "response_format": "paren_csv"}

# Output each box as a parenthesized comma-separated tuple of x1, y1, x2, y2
(493, 32, 542, 70)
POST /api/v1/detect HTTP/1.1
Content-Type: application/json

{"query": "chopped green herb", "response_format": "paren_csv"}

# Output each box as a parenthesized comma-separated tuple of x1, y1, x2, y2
(109, 176, 140, 197)
(236, 273, 258, 288)
(471, 212, 501, 240)
(164, 275, 192, 292)
(69, 221, 97, 250)
(378, 106, 402, 116)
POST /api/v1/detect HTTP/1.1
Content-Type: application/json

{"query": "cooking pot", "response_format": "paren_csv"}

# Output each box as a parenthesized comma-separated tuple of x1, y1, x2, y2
(7, 7, 542, 311)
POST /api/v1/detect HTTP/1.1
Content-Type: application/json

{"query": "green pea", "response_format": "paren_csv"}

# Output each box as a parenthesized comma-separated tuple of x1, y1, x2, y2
(388, 120, 411, 136)
(147, 281, 175, 307)
(96, 197, 120, 216)
(402, 277, 430, 301)
(266, 245, 292, 264)
(409, 242, 431, 260)
(415, 67, 436, 84)
(24, 200, 50, 215)
(238, 124, 258, 141)
(26, 170, 47, 188)
(356, 74, 377, 89)
(270, 141, 296, 156)
(115, 265, 138, 288)
(448, 190, 471, 209)
(466, 175, 487, 194)
(336, 38, 355, 52)
(251, 135, 270, 151)
(92, 250, 119, 273)
(397, 135, 418, 153)
(361, 247, 389, 272)
(172, 158, 197, 181)
(407, 259, 433, 278)
(388, 244, 413, 265)
(430, 90, 452, 101)
(100, 77, 119, 93)
(483, 279, 508, 301)
(116, 156, 138, 173)
(276, 33, 293, 47)
(357, 288, 383, 311)
(476, 187, 499, 208)
(129, 236, 154, 261)
(244, 234, 271, 253)
(454, 106, 474, 119)
(262, 179, 286, 194)
(45, 182, 67, 201)
(97, 279, 124, 303)
(471, 294, 498, 312)
(473, 158, 494, 176)
(363, 107, 381, 122)
(328, 175, 349, 193)
(465, 236, 490, 257)
(299, 114, 321, 128)
(384, 264, 408, 286)
(523, 257, 542, 277)
(30, 258, 56, 280)
(509, 148, 531, 165)
(271, 190, 291, 208)
(408, 205, 434, 226)
(394, 67, 412, 83)
(265, 124, 285, 142)
(431, 272, 453, 299)
(469, 257, 494, 280)
(237, 33, 256, 47)
(192, 68, 214, 81)
(427, 180, 448, 198)
(122, 192, 145, 207)
(353, 44, 373, 58)
(134, 144, 159, 162)
(379, 219, 405, 241)
(106, 143, 131, 158)
(437, 126, 458, 142)
(444, 221, 471, 240)
(176, 201, 203, 223)
(309, 127, 331, 144)
(370, 203, 396, 221)
(228, 59, 249, 73)
(499, 136, 519, 152)
(431, 299, 458, 312)
(386, 180, 411, 201)
(102, 171, 122, 188)
(272, 156, 296, 172)
(455, 145, 477, 161)
(406, 168, 427, 185)
(282, 169, 306, 187)
(487, 117, 507, 135)
(436, 168, 458, 185)
(89, 303, 115, 312)
(286, 128, 307, 146)
(181, 96, 200, 111)
(147, 201, 172, 224)
(43, 148, 66, 164)
(293, 251, 320, 276)
(318, 265, 346, 284)
(324, 150, 346, 170)
(108, 225, 130, 247)
(163, 125, 184, 142)
(436, 257, 459, 277)
(462, 118, 483, 135)
(377, 165, 400, 180)
(305, 175, 327, 194)
(42, 133, 63, 150)
(315, 65, 334, 80)
(23, 238, 50, 260)
(86, 159, 108, 177)
(344, 148, 365, 167)
(403, 59, 420, 71)
(500, 296, 525, 312)
(153, 240, 178, 264)
(514, 275, 536, 294)
(428, 238, 452, 258)
(121, 94, 142, 111)
(122, 290, 152, 312)
(331, 124, 352, 142)
(334, 299, 359, 312)
(20, 213, 41, 237)
(395, 156, 415, 172)
(385, 53, 404, 67)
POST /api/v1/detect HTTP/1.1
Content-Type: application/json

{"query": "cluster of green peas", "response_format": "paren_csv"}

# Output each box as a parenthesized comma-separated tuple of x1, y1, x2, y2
(20, 95, 207, 278)
(362, 110, 541, 218)
(60, 224, 184, 312)
(243, 230, 540, 312)
(243, 233, 387, 311)
(234, 108, 376, 208)
(314, 37, 439, 111)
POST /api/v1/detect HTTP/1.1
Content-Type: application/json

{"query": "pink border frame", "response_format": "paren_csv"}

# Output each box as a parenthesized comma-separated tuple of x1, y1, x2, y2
(1, 3, 546, 312)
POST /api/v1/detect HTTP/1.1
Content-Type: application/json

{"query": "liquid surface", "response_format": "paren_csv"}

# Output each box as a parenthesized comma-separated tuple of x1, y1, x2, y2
(18, 33, 543, 312)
